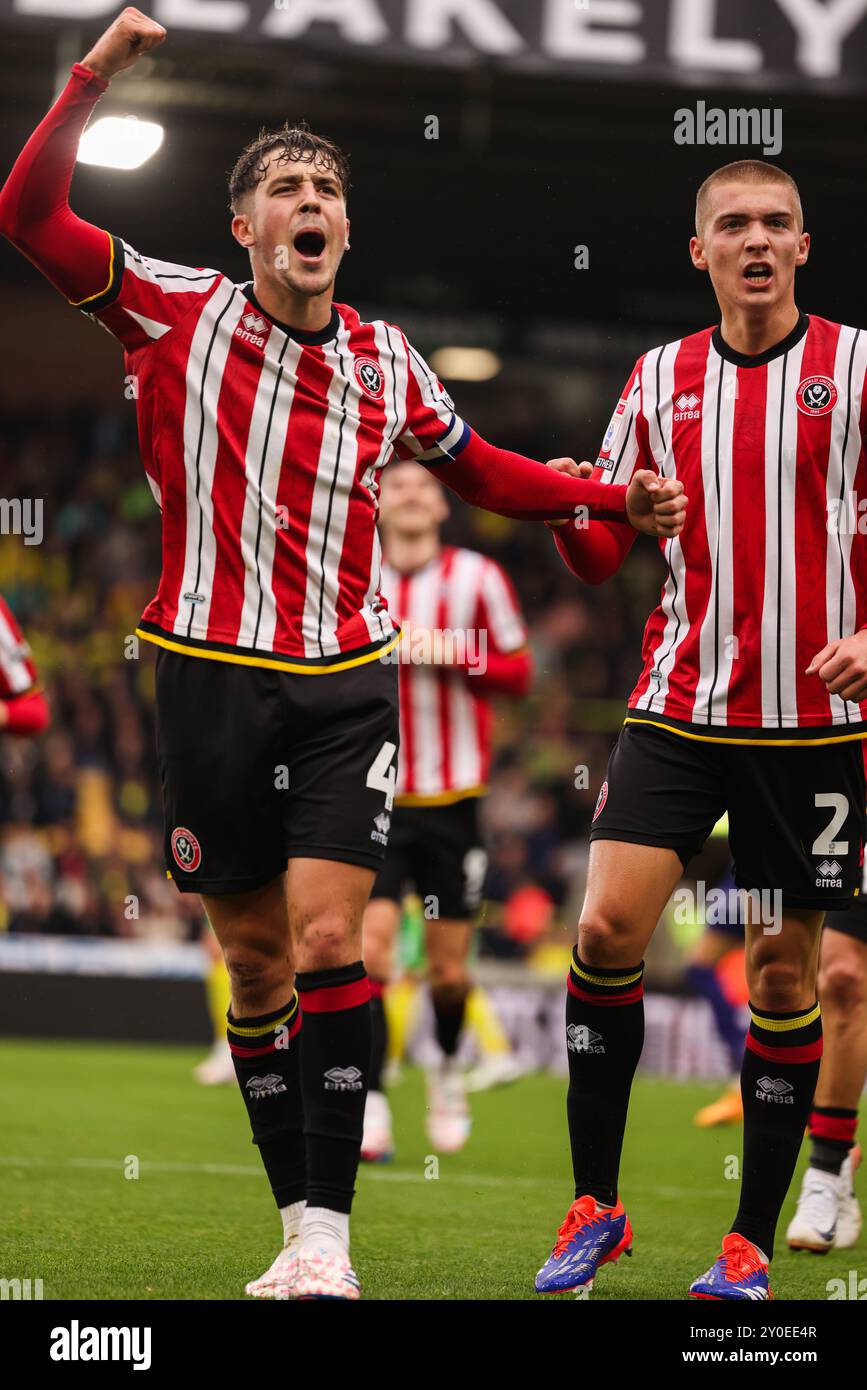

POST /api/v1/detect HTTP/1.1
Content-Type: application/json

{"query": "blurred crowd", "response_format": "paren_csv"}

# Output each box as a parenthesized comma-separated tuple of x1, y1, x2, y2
(0, 396, 665, 951)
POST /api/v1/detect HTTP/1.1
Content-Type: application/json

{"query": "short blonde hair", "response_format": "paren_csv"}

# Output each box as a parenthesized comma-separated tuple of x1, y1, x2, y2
(695, 160, 803, 236)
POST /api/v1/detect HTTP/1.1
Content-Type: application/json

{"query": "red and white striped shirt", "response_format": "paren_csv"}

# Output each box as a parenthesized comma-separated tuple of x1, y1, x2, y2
(593, 313, 867, 741)
(0, 597, 37, 698)
(87, 244, 465, 668)
(382, 547, 531, 802)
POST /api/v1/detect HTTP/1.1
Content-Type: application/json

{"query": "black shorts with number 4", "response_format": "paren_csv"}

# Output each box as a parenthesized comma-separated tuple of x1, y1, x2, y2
(370, 796, 488, 921)
(155, 648, 399, 895)
(590, 721, 866, 911)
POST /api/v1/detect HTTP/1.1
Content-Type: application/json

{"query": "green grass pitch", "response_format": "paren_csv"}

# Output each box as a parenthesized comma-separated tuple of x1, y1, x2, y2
(0, 1037, 859, 1300)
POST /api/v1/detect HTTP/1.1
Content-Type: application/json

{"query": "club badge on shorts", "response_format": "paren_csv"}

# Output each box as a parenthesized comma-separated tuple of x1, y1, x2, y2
(171, 826, 202, 872)
(593, 782, 609, 822)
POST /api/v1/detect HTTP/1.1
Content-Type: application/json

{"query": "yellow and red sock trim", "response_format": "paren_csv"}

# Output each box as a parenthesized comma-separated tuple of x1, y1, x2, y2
(226, 993, 301, 1057)
(567, 948, 644, 1006)
(745, 1001, 822, 1065)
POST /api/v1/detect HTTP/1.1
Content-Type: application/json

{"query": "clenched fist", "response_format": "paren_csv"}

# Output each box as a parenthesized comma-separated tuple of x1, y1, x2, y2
(626, 469, 687, 539)
(81, 8, 166, 81)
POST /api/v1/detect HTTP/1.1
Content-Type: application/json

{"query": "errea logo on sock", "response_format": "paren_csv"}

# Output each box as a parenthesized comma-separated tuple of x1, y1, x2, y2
(756, 1076, 794, 1103)
(324, 1066, 363, 1092)
(246, 1074, 287, 1099)
(567, 1025, 605, 1054)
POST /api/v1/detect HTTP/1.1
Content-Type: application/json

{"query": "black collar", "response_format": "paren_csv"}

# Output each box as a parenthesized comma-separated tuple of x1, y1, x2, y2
(712, 311, 809, 368)
(244, 285, 340, 345)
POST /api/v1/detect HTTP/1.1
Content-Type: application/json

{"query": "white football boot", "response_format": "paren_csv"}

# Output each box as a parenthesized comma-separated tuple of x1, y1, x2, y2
(835, 1147, 863, 1249)
(425, 1059, 471, 1154)
(360, 1089, 395, 1162)
(245, 1242, 301, 1299)
(786, 1168, 840, 1252)
(294, 1249, 361, 1301)
(465, 1052, 528, 1092)
(192, 1039, 235, 1086)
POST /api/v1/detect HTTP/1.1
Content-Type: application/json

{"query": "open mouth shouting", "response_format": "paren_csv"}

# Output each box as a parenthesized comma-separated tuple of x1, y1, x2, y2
(293, 226, 327, 266)
(742, 259, 773, 290)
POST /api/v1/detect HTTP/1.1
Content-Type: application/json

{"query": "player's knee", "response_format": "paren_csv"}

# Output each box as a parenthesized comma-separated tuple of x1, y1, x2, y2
(296, 912, 357, 972)
(819, 956, 867, 1014)
(749, 955, 809, 1011)
(223, 946, 289, 1013)
(577, 917, 631, 967)
(362, 916, 394, 979)
(363, 934, 391, 980)
(428, 958, 468, 992)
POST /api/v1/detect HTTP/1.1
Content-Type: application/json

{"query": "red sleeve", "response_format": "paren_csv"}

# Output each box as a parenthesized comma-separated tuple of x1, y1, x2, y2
(547, 517, 637, 584)
(0, 65, 224, 351)
(2, 689, 50, 737)
(0, 64, 114, 305)
(458, 645, 533, 696)
(428, 428, 628, 522)
(546, 362, 655, 580)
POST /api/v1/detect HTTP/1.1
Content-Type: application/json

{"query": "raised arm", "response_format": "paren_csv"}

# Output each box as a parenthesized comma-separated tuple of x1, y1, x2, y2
(0, 9, 166, 302)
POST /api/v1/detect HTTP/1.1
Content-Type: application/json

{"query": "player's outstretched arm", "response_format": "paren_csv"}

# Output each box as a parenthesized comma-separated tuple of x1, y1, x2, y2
(545, 458, 637, 584)
(0, 9, 165, 303)
(546, 458, 686, 582)
(429, 429, 630, 523)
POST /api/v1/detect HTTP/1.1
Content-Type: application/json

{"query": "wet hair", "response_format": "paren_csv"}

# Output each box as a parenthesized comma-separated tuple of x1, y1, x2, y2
(695, 160, 803, 236)
(228, 121, 350, 211)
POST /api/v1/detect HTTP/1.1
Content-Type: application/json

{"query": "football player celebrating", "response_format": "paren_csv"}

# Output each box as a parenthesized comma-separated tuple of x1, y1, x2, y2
(361, 460, 532, 1161)
(536, 160, 867, 1300)
(0, 10, 684, 1301)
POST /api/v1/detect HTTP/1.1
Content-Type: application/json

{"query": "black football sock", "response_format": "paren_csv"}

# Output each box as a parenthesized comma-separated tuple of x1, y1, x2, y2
(227, 993, 305, 1209)
(431, 981, 469, 1059)
(295, 961, 372, 1215)
(808, 1105, 857, 1176)
(731, 1002, 823, 1259)
(566, 948, 645, 1207)
(369, 978, 388, 1093)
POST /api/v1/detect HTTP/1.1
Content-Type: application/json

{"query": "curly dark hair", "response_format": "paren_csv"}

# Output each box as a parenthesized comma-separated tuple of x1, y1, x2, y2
(228, 122, 350, 212)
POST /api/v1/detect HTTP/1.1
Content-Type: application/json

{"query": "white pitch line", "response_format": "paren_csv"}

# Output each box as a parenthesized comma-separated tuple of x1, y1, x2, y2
(0, 1154, 725, 1199)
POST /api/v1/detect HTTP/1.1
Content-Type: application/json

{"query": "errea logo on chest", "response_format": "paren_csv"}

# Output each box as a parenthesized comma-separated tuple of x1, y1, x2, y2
(236, 310, 269, 349)
(673, 391, 701, 422)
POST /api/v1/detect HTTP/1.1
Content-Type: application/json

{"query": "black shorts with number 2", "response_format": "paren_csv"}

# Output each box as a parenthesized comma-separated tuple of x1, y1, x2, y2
(590, 721, 866, 911)
(370, 796, 488, 921)
(154, 648, 399, 895)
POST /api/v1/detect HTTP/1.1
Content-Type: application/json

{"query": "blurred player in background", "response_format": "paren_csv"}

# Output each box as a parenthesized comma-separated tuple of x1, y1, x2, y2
(787, 754, 867, 1253)
(687, 861, 747, 1128)
(0, 596, 50, 741)
(361, 461, 532, 1160)
(193, 929, 233, 1086)
(0, 8, 684, 1303)
(536, 160, 867, 1301)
